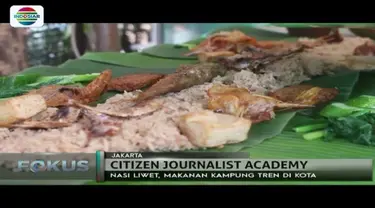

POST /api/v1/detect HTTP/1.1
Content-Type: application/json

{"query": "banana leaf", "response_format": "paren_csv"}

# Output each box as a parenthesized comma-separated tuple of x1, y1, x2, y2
(184, 37, 205, 45)
(141, 44, 197, 60)
(350, 71, 375, 98)
(16, 65, 63, 76)
(59, 59, 176, 76)
(80, 52, 198, 69)
(349, 28, 375, 40)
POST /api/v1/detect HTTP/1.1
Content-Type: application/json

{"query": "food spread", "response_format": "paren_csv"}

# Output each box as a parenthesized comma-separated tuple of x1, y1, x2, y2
(1, 28, 375, 153)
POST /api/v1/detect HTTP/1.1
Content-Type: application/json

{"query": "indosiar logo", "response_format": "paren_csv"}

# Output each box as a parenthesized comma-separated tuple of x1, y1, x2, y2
(10, 5, 44, 28)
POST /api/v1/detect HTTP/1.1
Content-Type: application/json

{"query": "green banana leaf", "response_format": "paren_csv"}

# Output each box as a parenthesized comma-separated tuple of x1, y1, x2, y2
(350, 71, 375, 98)
(184, 37, 205, 45)
(80, 52, 197, 69)
(59, 59, 176, 76)
(141, 44, 197, 60)
(17, 65, 64, 76)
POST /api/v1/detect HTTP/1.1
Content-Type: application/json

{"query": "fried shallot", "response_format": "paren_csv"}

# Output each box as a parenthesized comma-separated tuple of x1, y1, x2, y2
(207, 84, 313, 123)
(268, 84, 339, 106)
(107, 73, 165, 92)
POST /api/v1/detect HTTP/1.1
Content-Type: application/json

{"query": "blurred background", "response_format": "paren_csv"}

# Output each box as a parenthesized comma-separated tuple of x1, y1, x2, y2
(0, 23, 373, 76)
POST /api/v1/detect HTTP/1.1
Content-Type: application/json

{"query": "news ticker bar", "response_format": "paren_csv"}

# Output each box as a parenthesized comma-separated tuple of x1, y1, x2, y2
(95, 151, 374, 182)
(0, 152, 372, 181)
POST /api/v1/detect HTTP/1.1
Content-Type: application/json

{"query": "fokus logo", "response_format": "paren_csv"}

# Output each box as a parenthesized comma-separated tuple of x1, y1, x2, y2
(10, 5, 44, 28)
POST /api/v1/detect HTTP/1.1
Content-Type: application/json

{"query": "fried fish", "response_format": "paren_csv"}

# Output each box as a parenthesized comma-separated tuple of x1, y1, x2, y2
(27, 70, 112, 107)
(135, 63, 228, 103)
(107, 73, 165, 92)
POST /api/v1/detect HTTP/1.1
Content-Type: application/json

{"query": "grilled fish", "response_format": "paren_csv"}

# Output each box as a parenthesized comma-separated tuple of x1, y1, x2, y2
(135, 63, 228, 103)
(107, 73, 165, 92)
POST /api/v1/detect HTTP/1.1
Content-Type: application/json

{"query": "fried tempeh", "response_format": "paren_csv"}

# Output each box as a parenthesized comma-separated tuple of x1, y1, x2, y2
(107, 73, 165, 92)
(0, 94, 47, 126)
(268, 84, 339, 105)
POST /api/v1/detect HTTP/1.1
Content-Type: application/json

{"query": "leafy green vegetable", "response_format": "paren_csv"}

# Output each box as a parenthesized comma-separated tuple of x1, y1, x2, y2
(294, 114, 375, 146)
(0, 74, 40, 88)
(303, 130, 325, 141)
(0, 73, 100, 99)
(293, 123, 328, 133)
(320, 103, 365, 118)
(295, 95, 375, 146)
(345, 95, 375, 109)
(0, 74, 41, 98)
(325, 116, 374, 146)
(0, 78, 65, 98)
(28, 73, 99, 86)
(358, 113, 375, 127)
